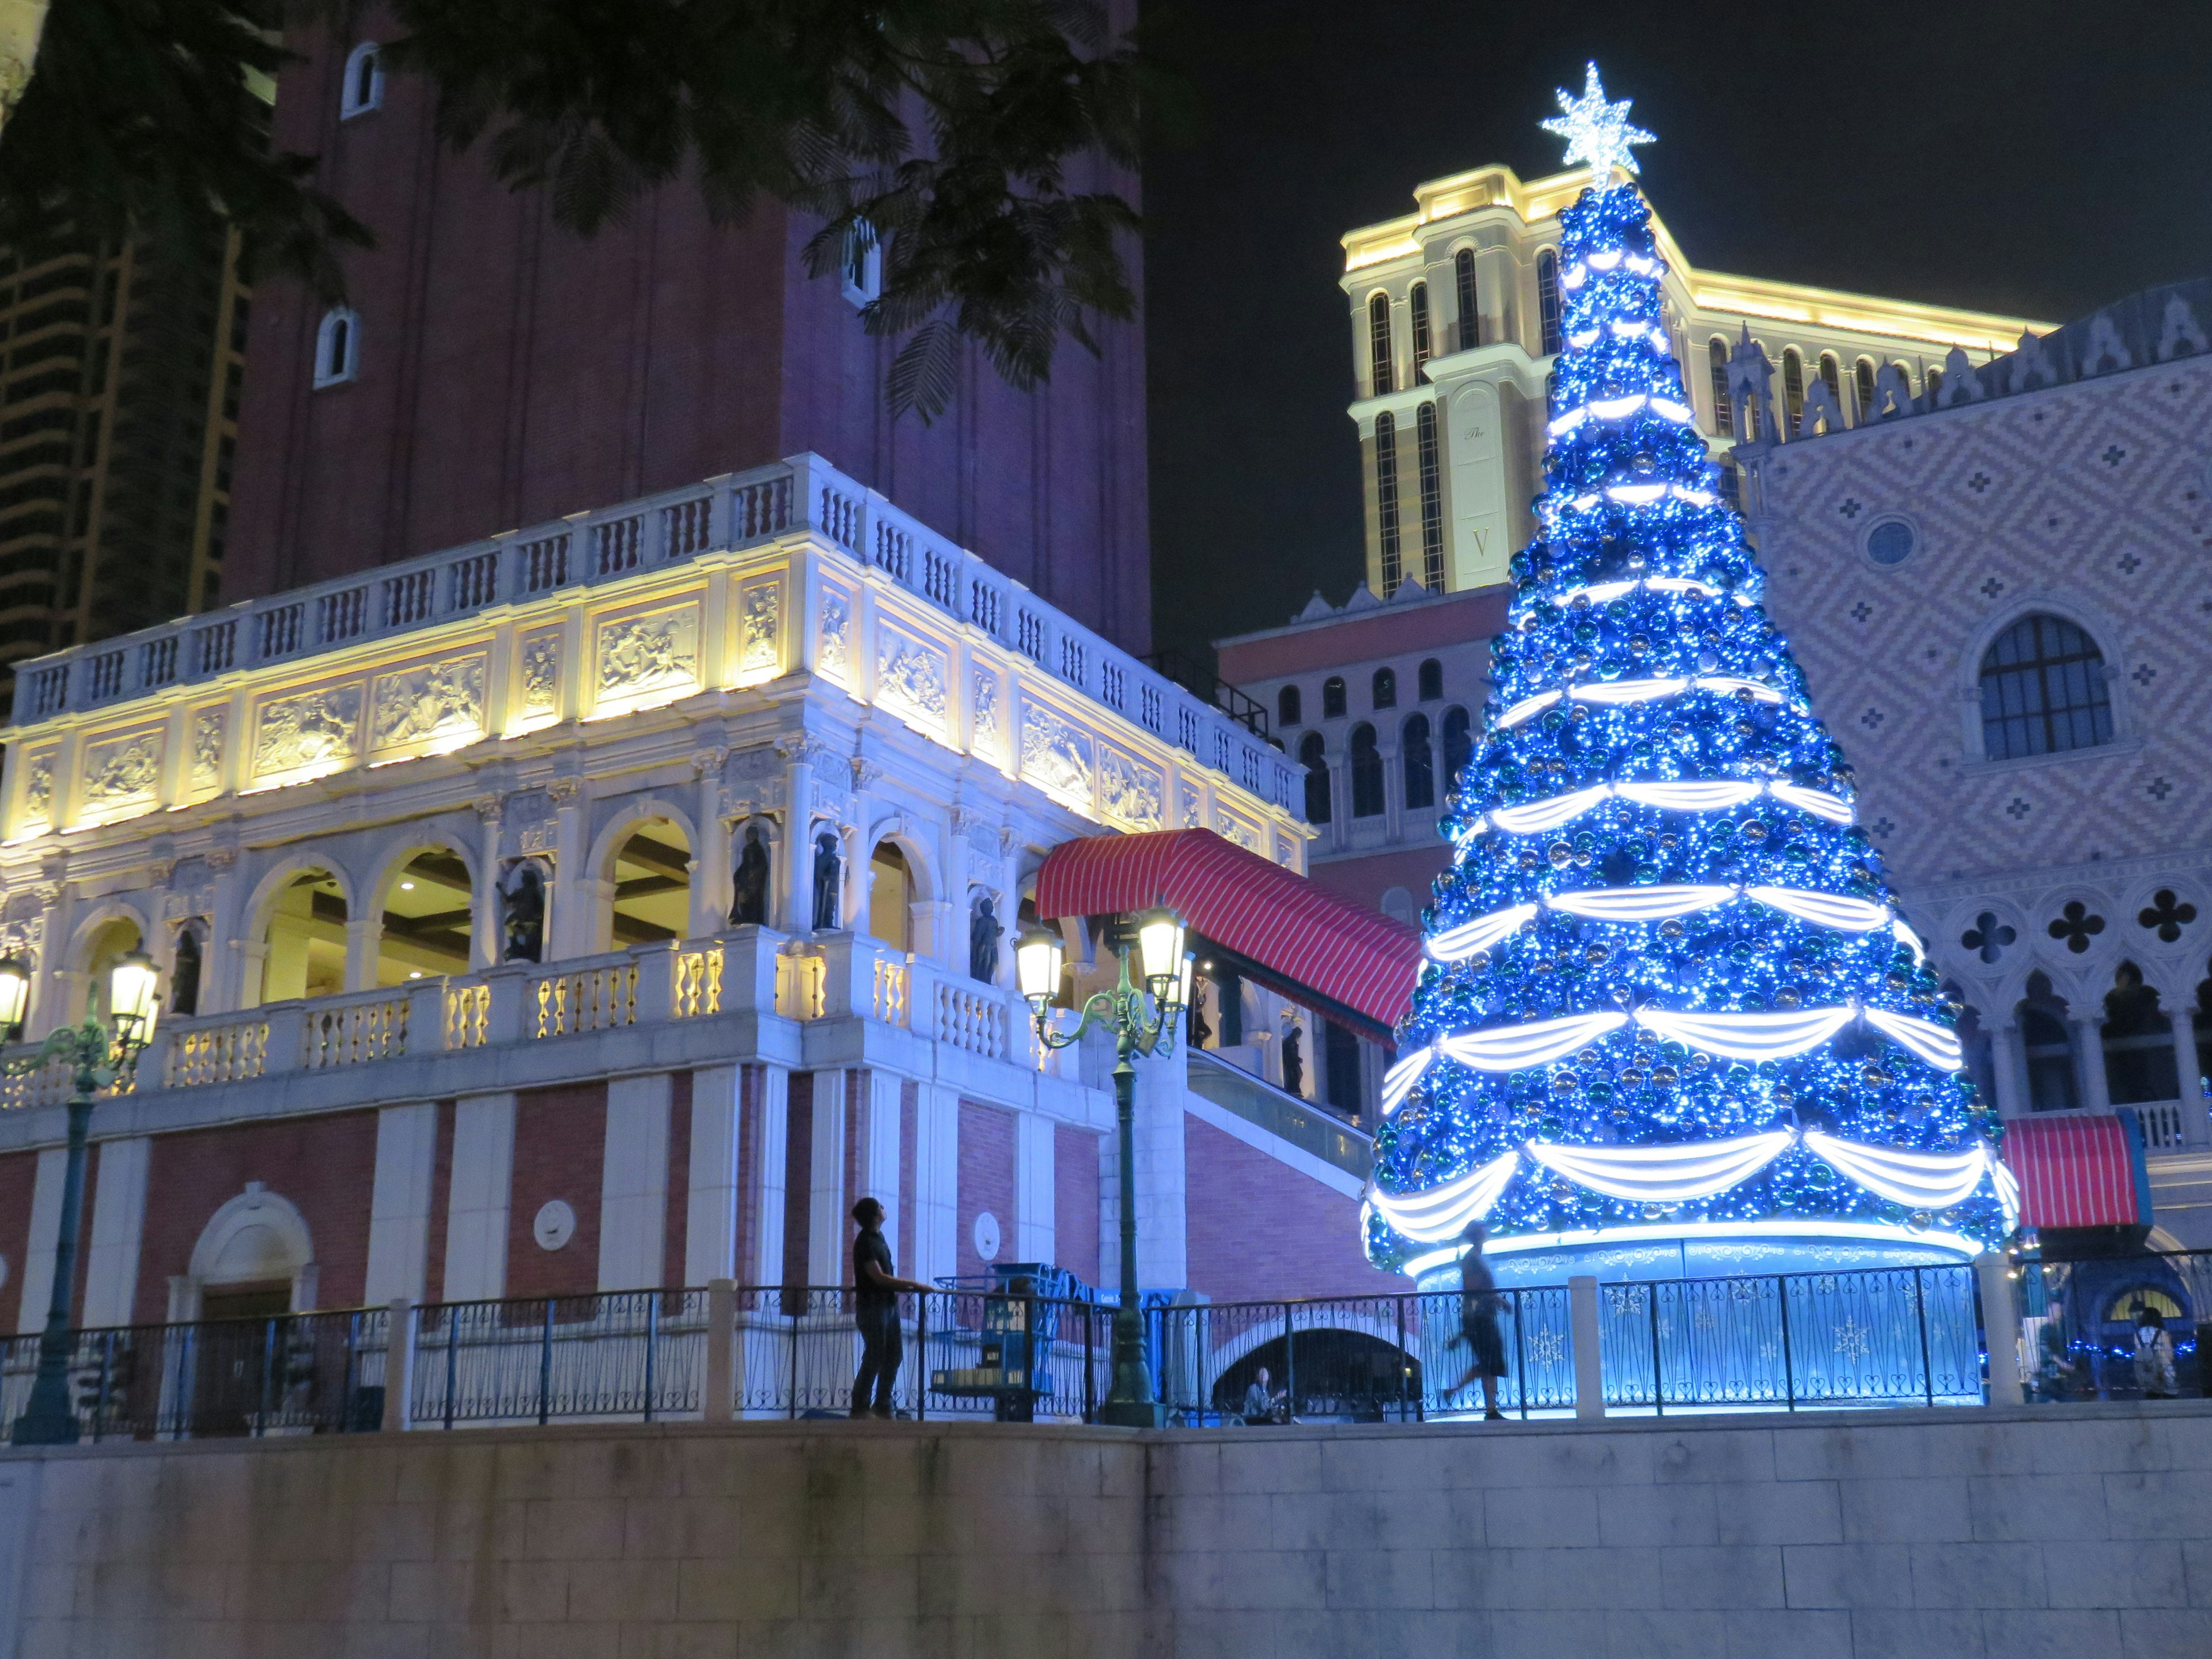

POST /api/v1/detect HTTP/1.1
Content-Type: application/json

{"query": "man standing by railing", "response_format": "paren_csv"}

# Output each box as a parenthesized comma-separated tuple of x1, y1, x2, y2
(850, 1197, 930, 1419)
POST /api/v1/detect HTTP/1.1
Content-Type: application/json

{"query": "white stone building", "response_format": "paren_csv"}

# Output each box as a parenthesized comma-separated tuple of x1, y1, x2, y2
(1735, 278, 2212, 1245)
(0, 453, 1402, 1342)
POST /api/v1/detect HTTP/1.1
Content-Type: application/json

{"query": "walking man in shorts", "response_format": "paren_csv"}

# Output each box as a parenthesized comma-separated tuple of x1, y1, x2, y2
(1446, 1219, 1508, 1420)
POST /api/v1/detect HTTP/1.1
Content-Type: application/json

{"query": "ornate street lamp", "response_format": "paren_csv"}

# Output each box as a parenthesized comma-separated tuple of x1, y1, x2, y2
(1017, 906, 1191, 1427)
(7, 949, 160, 1445)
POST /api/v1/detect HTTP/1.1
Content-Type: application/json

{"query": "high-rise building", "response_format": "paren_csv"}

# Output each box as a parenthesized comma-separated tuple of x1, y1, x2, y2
(226, 23, 1151, 652)
(1339, 161, 2043, 599)
(0, 224, 248, 709)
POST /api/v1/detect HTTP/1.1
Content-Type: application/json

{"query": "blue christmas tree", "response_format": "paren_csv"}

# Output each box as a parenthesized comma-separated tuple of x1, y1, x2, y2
(1365, 67, 2012, 1281)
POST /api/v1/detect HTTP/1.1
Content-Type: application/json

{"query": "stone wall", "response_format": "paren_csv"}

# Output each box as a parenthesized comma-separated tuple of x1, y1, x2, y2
(5, 1403, 2210, 1658)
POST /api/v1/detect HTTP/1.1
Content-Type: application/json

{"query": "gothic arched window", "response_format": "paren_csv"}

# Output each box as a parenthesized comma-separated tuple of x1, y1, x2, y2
(1372, 666, 1397, 710)
(314, 308, 358, 388)
(1416, 402, 1444, 589)
(1368, 293, 1394, 395)
(1441, 705, 1473, 794)
(1979, 613, 2115, 760)
(1454, 248, 1479, 352)
(1402, 713, 1434, 810)
(340, 41, 383, 118)
(1349, 724, 1385, 818)
(1707, 338, 1732, 437)
(1781, 347, 1805, 432)
(1299, 732, 1331, 824)
(1410, 282, 1431, 380)
(1374, 411, 1402, 594)
(1321, 676, 1347, 720)
(1854, 357, 1877, 421)
(1417, 658, 1442, 702)
(1277, 684, 1301, 729)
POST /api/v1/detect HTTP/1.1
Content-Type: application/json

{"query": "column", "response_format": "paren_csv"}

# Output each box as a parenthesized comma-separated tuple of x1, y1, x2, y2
(16, 1147, 65, 1333)
(745, 1065, 790, 1285)
(910, 1082, 960, 1285)
(855, 1069, 903, 1249)
(203, 847, 248, 1013)
(2069, 1004, 2113, 1114)
(343, 914, 378, 993)
(777, 736, 825, 933)
(691, 744, 732, 941)
(599, 1073, 673, 1291)
(1986, 1020, 2029, 1119)
(806, 1069, 848, 1286)
(546, 774, 594, 958)
(29, 876, 75, 1039)
(1128, 1045, 1190, 1291)
(2168, 999, 2209, 1146)
(81, 1136, 150, 1327)
(443, 1092, 516, 1302)
(686, 1065, 744, 1283)
(1014, 1111, 1056, 1266)
(364, 1101, 440, 1304)
(470, 795, 504, 971)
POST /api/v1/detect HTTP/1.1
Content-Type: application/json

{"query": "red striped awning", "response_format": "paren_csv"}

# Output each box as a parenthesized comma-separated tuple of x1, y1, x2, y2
(2002, 1115, 2144, 1229)
(1035, 829, 1423, 1033)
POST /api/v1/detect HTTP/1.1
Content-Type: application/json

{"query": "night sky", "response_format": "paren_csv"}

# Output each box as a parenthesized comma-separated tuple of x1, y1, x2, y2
(1140, 0, 2212, 669)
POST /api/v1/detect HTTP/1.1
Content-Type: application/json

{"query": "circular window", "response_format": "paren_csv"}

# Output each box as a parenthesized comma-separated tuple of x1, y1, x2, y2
(533, 1199, 577, 1252)
(1865, 520, 1916, 566)
(972, 1210, 1002, 1262)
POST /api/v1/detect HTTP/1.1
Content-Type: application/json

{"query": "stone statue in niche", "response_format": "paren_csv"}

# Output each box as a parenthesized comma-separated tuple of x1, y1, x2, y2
(501, 859, 547, 963)
(729, 825, 771, 927)
(969, 895, 1002, 984)
(169, 928, 203, 1017)
(1281, 1024, 1305, 1100)
(810, 831, 841, 931)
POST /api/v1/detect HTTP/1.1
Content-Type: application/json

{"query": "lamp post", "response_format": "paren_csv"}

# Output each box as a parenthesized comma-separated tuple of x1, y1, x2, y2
(1016, 907, 1192, 1428)
(3, 949, 160, 1446)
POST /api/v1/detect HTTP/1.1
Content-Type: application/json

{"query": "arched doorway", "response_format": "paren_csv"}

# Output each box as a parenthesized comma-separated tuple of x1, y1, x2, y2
(868, 842, 914, 952)
(1210, 1328, 1419, 1423)
(611, 820, 691, 946)
(374, 849, 474, 983)
(257, 869, 347, 1004)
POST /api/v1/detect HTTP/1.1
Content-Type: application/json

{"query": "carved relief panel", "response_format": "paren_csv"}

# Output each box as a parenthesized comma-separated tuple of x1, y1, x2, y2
(1020, 700, 1094, 808)
(370, 652, 487, 759)
(817, 584, 854, 686)
(875, 621, 950, 739)
(78, 726, 164, 823)
(1097, 745, 1164, 832)
(188, 709, 226, 798)
(14, 749, 55, 836)
(594, 600, 700, 711)
(252, 682, 363, 785)
(738, 575, 782, 679)
(518, 628, 562, 727)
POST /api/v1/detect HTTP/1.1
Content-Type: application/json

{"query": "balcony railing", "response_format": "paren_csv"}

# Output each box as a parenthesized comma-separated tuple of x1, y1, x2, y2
(0, 1262, 2008, 1441)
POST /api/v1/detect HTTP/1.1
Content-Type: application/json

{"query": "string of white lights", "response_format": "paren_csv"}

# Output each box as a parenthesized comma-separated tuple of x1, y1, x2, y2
(1524, 1131, 1795, 1203)
(1424, 882, 1921, 965)
(1386, 1001, 1964, 1111)
(1494, 673, 1790, 732)
(1863, 1007, 1965, 1070)
(1437, 1011, 1630, 1073)
(1802, 1133, 1991, 1210)
(1461, 775, 1854, 835)
(1362, 1151, 1521, 1242)
(1370, 1130, 2004, 1241)
(1541, 575, 1728, 609)
(1632, 1005, 1857, 1060)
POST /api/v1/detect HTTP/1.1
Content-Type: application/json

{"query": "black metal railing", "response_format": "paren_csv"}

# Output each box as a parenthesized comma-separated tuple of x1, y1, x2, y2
(0, 1264, 2012, 1441)
(2019, 1248, 2212, 1403)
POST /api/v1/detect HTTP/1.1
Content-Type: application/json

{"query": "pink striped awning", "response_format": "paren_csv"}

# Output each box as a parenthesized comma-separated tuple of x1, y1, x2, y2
(2002, 1115, 2143, 1230)
(1035, 829, 1422, 1032)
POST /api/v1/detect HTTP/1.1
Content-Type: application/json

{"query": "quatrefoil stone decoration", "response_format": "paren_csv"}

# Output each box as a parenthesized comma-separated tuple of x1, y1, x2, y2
(2138, 889, 2198, 944)
(2047, 900, 2107, 955)
(1960, 912, 2017, 964)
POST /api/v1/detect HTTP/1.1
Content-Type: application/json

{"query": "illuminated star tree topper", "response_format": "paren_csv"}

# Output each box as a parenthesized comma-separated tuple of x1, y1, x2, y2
(1541, 61, 1656, 185)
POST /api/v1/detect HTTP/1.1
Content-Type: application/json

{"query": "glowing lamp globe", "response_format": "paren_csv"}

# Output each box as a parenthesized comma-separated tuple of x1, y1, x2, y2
(0, 955, 28, 1039)
(1134, 907, 1186, 995)
(107, 951, 160, 1047)
(1014, 923, 1065, 1009)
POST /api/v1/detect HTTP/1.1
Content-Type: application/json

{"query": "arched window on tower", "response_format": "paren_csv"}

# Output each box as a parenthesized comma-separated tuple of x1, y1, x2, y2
(1924, 364, 1945, 401)
(1416, 403, 1444, 589)
(1402, 713, 1434, 810)
(1781, 348, 1805, 433)
(1372, 666, 1397, 709)
(1299, 732, 1331, 824)
(1891, 361, 1914, 395)
(1374, 411, 1402, 594)
(1277, 684, 1301, 728)
(340, 41, 383, 118)
(1854, 357, 1877, 423)
(1707, 338, 1733, 437)
(1410, 282, 1431, 380)
(1818, 351, 1842, 409)
(1453, 248, 1480, 352)
(1349, 724, 1384, 817)
(1979, 613, 2115, 760)
(1536, 249, 1562, 357)
(1322, 676, 1347, 719)
(2019, 974, 2078, 1112)
(1417, 658, 1442, 702)
(314, 308, 358, 388)
(1441, 706, 1472, 794)
(1368, 293, 1394, 396)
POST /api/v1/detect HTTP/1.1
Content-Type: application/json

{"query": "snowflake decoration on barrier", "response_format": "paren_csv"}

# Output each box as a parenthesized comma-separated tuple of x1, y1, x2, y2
(1832, 1317, 1873, 1363)
(1526, 1327, 1568, 1365)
